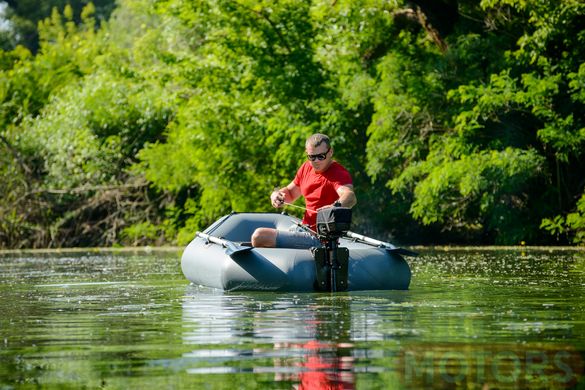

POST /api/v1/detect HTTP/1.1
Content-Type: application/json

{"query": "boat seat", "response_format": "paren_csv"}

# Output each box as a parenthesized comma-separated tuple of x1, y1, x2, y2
(208, 213, 299, 242)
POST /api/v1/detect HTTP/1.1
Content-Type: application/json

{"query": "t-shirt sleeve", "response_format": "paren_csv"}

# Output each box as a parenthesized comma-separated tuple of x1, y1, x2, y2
(331, 165, 353, 189)
(293, 163, 305, 187)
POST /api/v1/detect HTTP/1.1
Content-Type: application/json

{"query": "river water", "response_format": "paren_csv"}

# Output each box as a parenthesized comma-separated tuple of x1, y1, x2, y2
(0, 248, 584, 389)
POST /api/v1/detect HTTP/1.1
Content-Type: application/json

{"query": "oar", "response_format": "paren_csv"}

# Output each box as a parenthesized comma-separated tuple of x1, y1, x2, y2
(345, 231, 418, 257)
(283, 201, 417, 256)
(196, 231, 253, 257)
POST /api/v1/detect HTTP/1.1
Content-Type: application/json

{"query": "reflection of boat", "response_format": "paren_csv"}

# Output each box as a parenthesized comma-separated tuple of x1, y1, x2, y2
(181, 212, 411, 292)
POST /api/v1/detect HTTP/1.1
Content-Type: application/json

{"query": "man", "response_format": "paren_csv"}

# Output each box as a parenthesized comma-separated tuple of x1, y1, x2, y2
(251, 133, 356, 248)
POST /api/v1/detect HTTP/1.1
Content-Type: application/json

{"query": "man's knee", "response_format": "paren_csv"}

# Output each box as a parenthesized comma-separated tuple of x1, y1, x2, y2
(251, 228, 277, 247)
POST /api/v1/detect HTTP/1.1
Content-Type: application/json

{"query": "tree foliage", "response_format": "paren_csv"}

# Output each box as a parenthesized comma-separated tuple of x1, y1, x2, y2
(0, 0, 116, 52)
(1, 0, 584, 248)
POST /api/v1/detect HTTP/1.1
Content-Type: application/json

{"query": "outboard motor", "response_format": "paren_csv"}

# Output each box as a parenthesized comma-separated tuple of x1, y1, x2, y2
(312, 206, 352, 292)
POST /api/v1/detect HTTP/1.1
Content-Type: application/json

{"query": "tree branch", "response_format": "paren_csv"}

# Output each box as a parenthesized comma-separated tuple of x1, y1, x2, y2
(0, 133, 32, 176)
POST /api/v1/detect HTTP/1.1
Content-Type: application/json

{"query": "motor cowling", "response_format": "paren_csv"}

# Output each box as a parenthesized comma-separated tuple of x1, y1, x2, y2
(316, 206, 352, 239)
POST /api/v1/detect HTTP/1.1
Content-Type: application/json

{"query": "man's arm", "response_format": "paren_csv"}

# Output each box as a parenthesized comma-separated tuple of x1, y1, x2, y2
(336, 185, 356, 208)
(271, 181, 302, 208)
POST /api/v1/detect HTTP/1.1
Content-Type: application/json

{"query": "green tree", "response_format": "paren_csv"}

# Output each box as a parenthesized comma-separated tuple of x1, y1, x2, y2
(137, 0, 366, 242)
(1, 0, 584, 248)
(0, 2, 175, 247)
(0, 0, 116, 51)
(364, 0, 585, 244)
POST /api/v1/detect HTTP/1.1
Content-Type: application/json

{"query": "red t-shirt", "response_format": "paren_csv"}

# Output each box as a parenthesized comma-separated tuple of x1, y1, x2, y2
(293, 161, 353, 228)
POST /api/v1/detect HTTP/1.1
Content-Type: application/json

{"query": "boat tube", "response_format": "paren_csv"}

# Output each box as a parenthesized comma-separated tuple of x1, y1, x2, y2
(181, 212, 412, 292)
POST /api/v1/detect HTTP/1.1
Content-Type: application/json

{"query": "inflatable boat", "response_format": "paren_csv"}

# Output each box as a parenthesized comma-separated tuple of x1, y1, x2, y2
(181, 211, 413, 292)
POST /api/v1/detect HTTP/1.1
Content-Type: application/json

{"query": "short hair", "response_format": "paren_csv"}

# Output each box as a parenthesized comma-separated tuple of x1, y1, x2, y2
(306, 133, 331, 149)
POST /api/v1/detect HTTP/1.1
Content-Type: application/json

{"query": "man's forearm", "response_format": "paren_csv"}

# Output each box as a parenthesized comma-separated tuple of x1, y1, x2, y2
(338, 189, 357, 208)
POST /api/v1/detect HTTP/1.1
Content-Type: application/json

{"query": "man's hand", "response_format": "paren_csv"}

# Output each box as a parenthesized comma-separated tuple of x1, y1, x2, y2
(317, 201, 341, 211)
(271, 190, 285, 208)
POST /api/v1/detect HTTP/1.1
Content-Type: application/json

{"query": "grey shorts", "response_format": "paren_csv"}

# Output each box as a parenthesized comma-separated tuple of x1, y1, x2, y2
(275, 230, 322, 249)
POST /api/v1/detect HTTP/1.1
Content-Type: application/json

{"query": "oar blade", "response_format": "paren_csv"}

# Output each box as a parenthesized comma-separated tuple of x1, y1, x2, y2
(386, 247, 419, 257)
(197, 231, 253, 258)
(224, 242, 253, 257)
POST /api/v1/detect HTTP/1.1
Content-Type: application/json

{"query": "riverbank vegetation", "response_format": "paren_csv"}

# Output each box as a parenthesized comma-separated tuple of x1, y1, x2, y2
(1, 0, 584, 248)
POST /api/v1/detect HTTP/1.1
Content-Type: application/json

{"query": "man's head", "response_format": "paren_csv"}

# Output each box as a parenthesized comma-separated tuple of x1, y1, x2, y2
(305, 133, 333, 173)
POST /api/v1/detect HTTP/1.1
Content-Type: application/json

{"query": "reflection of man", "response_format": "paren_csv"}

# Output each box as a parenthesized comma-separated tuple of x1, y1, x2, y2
(273, 340, 356, 390)
(296, 340, 355, 390)
(252, 133, 356, 248)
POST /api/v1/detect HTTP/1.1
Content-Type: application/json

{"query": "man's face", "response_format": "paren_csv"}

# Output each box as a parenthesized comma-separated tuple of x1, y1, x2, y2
(306, 143, 332, 173)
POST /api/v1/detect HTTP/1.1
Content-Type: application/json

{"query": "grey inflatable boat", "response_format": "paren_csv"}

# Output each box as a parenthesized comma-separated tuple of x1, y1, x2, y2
(181, 212, 412, 292)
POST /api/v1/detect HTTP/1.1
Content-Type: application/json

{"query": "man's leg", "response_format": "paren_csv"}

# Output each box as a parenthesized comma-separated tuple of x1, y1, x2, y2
(251, 228, 278, 247)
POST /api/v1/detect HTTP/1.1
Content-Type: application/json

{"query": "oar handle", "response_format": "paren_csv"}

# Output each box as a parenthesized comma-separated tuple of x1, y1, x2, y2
(345, 231, 418, 257)
(196, 231, 228, 247)
(196, 231, 253, 257)
(345, 231, 396, 249)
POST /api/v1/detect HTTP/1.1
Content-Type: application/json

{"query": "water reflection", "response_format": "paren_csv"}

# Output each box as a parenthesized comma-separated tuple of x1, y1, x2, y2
(180, 249, 585, 389)
(1, 249, 584, 388)
(397, 342, 584, 389)
(273, 340, 355, 389)
(182, 286, 369, 388)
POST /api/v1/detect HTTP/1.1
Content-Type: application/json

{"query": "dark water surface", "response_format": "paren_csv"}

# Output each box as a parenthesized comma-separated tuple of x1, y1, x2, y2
(0, 248, 584, 389)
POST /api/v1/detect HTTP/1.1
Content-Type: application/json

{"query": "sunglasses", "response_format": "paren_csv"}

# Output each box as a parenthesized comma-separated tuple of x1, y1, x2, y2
(307, 147, 330, 161)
